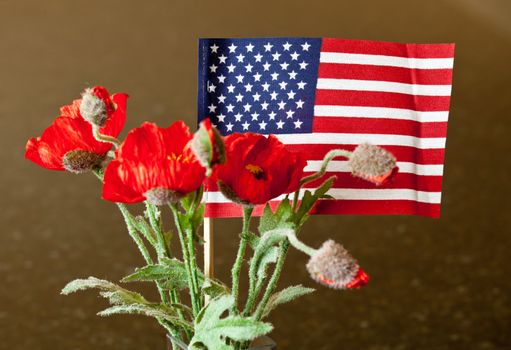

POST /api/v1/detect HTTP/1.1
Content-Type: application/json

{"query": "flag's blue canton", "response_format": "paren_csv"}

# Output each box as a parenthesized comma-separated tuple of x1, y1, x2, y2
(198, 38, 321, 135)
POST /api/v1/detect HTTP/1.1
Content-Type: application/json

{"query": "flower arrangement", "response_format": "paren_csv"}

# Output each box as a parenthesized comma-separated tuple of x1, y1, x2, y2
(26, 86, 397, 349)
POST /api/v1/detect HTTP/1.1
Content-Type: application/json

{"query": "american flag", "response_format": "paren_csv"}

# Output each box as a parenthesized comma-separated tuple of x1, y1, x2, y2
(198, 38, 454, 218)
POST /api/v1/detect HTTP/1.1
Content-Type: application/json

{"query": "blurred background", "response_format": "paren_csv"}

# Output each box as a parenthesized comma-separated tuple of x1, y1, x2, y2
(1, 0, 510, 349)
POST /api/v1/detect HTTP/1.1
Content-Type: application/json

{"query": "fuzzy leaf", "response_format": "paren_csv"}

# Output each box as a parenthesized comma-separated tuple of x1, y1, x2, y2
(190, 295, 272, 350)
(202, 278, 231, 298)
(61, 277, 147, 305)
(122, 259, 189, 290)
(294, 176, 335, 226)
(256, 246, 279, 282)
(240, 231, 259, 249)
(262, 285, 315, 319)
(258, 200, 294, 234)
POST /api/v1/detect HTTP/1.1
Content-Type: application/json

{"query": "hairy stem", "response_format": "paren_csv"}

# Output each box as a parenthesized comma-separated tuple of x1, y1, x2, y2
(92, 125, 121, 148)
(230, 206, 254, 314)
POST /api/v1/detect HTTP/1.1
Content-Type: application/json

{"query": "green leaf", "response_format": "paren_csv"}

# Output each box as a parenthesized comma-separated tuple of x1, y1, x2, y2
(61, 277, 147, 305)
(262, 285, 315, 319)
(258, 200, 295, 234)
(121, 259, 189, 290)
(190, 295, 273, 350)
(294, 176, 335, 226)
(256, 246, 279, 282)
(240, 231, 259, 249)
(202, 278, 231, 298)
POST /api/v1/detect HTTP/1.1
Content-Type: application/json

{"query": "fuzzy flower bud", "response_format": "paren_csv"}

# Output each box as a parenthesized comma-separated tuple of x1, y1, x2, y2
(79, 86, 115, 127)
(349, 143, 398, 185)
(62, 150, 105, 174)
(306, 240, 369, 290)
(190, 118, 226, 176)
(144, 187, 182, 206)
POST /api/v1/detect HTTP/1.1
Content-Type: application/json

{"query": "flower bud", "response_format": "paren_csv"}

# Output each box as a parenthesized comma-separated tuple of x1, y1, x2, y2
(190, 118, 226, 175)
(306, 240, 369, 290)
(79, 86, 114, 127)
(349, 143, 398, 185)
(217, 180, 252, 206)
(62, 150, 105, 174)
(144, 187, 182, 206)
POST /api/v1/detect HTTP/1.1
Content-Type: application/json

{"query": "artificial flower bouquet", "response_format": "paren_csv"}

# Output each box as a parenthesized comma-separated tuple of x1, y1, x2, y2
(26, 86, 398, 349)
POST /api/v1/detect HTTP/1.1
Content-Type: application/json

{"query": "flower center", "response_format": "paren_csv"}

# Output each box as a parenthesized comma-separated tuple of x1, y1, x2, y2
(245, 163, 265, 180)
(168, 152, 191, 163)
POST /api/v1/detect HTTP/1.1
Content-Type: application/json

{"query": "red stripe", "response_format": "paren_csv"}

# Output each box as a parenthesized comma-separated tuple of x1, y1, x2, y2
(207, 172, 443, 193)
(318, 63, 453, 85)
(313, 117, 448, 138)
(205, 200, 440, 218)
(315, 90, 452, 111)
(285, 144, 446, 164)
(321, 38, 455, 58)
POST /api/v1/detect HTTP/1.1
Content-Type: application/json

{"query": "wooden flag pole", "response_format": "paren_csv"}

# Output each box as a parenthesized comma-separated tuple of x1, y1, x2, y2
(203, 217, 214, 303)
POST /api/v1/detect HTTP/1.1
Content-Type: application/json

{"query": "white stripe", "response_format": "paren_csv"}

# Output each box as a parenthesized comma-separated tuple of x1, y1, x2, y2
(317, 78, 452, 96)
(205, 189, 441, 204)
(305, 161, 444, 176)
(320, 52, 454, 69)
(314, 105, 449, 122)
(276, 133, 446, 149)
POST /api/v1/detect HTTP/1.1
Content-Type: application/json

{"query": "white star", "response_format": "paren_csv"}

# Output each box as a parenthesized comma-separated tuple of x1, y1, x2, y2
(208, 103, 217, 113)
(254, 53, 263, 62)
(242, 121, 250, 130)
(226, 104, 235, 112)
(218, 94, 226, 103)
(259, 121, 267, 130)
(271, 72, 279, 81)
(243, 103, 252, 112)
(301, 42, 311, 51)
(252, 92, 261, 101)
(283, 42, 292, 51)
(286, 110, 295, 118)
(251, 112, 259, 121)
(280, 62, 289, 70)
(226, 122, 234, 132)
(227, 64, 236, 73)
(294, 119, 303, 128)
(290, 51, 300, 60)
(228, 43, 237, 53)
(296, 99, 304, 109)
(209, 64, 218, 73)
(236, 74, 244, 83)
(218, 74, 226, 83)
(207, 82, 216, 93)
(245, 63, 253, 72)
(217, 113, 226, 122)
(269, 111, 277, 120)
(287, 90, 296, 99)
(276, 120, 285, 129)
(227, 84, 236, 93)
(262, 62, 271, 71)
(272, 52, 281, 61)
(236, 53, 245, 63)
(278, 100, 286, 110)
(261, 82, 270, 91)
(234, 113, 243, 122)
(297, 81, 307, 89)
(264, 42, 273, 52)
(279, 81, 288, 90)
(253, 72, 262, 82)
(261, 101, 269, 110)
(210, 43, 219, 53)
(270, 91, 278, 100)
(235, 93, 243, 102)
(299, 61, 308, 70)
(246, 43, 255, 52)
(218, 54, 227, 64)
(244, 83, 253, 92)
(288, 71, 297, 80)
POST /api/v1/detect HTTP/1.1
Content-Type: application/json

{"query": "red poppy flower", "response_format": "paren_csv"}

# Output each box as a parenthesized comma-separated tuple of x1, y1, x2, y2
(25, 88, 128, 173)
(214, 133, 307, 205)
(102, 121, 206, 205)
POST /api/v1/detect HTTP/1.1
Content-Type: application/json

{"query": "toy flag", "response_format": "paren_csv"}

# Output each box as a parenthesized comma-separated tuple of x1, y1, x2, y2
(198, 38, 455, 218)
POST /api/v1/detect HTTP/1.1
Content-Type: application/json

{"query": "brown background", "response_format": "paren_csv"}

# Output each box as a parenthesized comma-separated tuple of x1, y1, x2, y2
(1, 0, 510, 349)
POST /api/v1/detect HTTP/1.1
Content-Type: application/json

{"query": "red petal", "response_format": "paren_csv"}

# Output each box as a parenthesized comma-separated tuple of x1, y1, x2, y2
(102, 160, 146, 203)
(100, 92, 128, 137)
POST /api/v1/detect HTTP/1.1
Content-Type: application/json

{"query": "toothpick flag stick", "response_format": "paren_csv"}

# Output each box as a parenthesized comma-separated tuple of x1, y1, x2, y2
(203, 217, 214, 289)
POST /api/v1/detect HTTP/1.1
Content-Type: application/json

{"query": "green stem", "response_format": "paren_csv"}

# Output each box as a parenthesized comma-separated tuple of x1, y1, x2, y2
(92, 125, 121, 147)
(146, 203, 171, 259)
(292, 149, 353, 210)
(231, 206, 254, 314)
(287, 233, 317, 256)
(253, 240, 290, 321)
(117, 203, 153, 264)
(170, 204, 200, 317)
